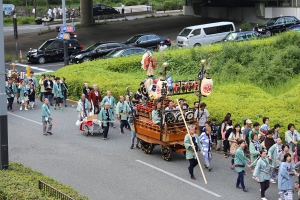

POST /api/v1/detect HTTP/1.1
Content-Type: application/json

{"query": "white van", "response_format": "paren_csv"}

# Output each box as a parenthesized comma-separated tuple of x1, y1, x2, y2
(177, 22, 236, 47)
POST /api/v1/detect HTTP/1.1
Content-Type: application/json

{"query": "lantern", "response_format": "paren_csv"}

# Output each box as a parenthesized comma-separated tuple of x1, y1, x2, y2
(201, 77, 213, 96)
(7, 70, 12, 78)
(156, 79, 168, 98)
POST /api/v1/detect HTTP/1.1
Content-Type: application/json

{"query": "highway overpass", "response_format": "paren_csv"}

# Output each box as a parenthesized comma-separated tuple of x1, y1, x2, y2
(80, 0, 300, 25)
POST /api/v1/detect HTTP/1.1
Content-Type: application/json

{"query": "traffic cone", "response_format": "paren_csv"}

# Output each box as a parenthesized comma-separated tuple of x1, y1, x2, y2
(19, 50, 22, 59)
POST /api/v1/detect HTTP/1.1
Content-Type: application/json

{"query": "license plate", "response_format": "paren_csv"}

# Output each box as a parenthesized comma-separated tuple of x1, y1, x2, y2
(27, 57, 29, 60)
(258, 28, 262, 32)
(178, 41, 183, 44)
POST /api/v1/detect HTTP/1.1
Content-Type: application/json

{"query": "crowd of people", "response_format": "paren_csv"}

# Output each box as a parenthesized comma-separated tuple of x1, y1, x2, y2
(45, 6, 80, 20)
(5, 72, 68, 113)
(6, 75, 300, 199)
(184, 105, 300, 200)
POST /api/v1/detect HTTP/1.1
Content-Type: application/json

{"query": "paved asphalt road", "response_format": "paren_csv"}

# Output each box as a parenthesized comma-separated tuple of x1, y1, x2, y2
(7, 100, 299, 200)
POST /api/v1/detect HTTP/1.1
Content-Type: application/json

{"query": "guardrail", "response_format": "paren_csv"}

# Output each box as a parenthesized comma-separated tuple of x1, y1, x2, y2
(38, 180, 75, 200)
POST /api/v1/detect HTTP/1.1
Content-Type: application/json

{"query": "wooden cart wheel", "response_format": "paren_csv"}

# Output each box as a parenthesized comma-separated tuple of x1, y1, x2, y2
(140, 140, 154, 154)
(82, 124, 89, 136)
(161, 146, 171, 161)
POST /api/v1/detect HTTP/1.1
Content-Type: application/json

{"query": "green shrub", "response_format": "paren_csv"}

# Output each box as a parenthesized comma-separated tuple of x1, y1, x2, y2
(163, 1, 180, 10)
(18, 17, 35, 25)
(241, 22, 251, 31)
(125, 0, 138, 6)
(140, 0, 149, 5)
(0, 162, 88, 199)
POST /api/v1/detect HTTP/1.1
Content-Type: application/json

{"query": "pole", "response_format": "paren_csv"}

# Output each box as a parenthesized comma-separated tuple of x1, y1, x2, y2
(34, 0, 37, 19)
(176, 99, 207, 184)
(0, 0, 9, 170)
(13, 14, 18, 60)
(62, 0, 68, 66)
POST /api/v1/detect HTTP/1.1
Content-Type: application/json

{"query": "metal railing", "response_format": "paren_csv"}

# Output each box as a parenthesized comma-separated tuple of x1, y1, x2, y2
(38, 180, 75, 200)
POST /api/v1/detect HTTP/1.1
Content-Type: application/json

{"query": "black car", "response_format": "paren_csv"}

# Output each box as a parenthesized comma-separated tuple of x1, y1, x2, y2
(70, 42, 127, 63)
(221, 31, 263, 42)
(93, 4, 120, 16)
(289, 24, 300, 32)
(254, 16, 300, 36)
(124, 34, 171, 50)
(105, 47, 148, 58)
(27, 38, 83, 64)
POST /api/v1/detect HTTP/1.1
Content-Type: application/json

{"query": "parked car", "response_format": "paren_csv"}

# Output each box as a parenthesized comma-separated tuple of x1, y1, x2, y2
(93, 4, 120, 16)
(124, 34, 171, 50)
(105, 47, 148, 58)
(70, 42, 127, 63)
(26, 38, 83, 64)
(289, 24, 300, 32)
(220, 31, 262, 42)
(177, 22, 236, 47)
(254, 16, 300, 36)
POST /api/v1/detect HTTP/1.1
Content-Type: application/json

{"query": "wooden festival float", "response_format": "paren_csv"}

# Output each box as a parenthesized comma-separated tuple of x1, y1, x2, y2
(132, 60, 213, 161)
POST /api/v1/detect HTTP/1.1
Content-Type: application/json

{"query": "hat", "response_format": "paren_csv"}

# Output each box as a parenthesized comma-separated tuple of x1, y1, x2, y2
(246, 119, 252, 124)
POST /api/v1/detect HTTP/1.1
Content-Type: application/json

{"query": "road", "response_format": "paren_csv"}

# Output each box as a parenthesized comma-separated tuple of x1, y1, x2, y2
(7, 100, 297, 200)
(3, 11, 181, 37)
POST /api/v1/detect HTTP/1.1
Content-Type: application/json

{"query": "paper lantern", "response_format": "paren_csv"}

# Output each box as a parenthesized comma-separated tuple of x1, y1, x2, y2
(201, 77, 213, 96)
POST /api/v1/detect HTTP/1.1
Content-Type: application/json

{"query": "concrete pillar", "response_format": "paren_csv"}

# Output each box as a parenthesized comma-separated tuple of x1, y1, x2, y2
(80, 0, 93, 26)
(255, 3, 265, 17)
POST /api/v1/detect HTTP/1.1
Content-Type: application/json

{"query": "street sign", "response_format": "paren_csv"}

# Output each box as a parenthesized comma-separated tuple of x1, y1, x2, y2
(58, 33, 64, 40)
(63, 33, 70, 40)
(59, 25, 75, 33)
(3, 4, 14, 11)
(4, 11, 11, 15)
(58, 33, 70, 40)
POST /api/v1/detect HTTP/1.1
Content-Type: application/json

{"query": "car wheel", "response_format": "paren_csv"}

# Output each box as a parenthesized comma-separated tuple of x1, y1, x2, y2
(38, 56, 46, 64)
(82, 57, 90, 62)
(266, 31, 272, 36)
(194, 43, 201, 47)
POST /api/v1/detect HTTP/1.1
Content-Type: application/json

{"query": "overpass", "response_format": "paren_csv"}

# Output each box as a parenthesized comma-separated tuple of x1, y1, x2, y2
(80, 0, 300, 25)
(183, 0, 300, 23)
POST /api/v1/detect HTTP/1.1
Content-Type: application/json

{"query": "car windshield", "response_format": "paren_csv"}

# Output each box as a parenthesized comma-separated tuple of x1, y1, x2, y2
(265, 18, 277, 26)
(106, 49, 123, 57)
(223, 32, 238, 41)
(126, 36, 140, 43)
(179, 28, 192, 37)
(86, 43, 99, 51)
(38, 40, 53, 50)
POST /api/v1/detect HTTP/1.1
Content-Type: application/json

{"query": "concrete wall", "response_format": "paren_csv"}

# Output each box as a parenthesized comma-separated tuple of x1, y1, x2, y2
(265, 7, 300, 19)
(200, 7, 261, 23)
(183, 6, 195, 15)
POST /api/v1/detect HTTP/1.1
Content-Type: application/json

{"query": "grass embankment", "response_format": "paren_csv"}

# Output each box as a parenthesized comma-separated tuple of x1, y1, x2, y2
(54, 31, 300, 139)
(0, 162, 88, 199)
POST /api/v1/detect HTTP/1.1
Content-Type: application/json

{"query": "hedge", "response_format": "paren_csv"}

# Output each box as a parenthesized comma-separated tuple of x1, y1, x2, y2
(0, 162, 88, 199)
(52, 31, 300, 139)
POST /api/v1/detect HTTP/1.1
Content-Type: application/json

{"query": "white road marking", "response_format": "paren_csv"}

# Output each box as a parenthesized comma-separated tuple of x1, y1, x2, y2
(136, 160, 221, 198)
(12, 63, 54, 73)
(8, 112, 42, 125)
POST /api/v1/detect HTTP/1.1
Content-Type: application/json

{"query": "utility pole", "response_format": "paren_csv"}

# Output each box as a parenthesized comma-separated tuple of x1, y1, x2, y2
(0, 0, 9, 170)
(13, 14, 18, 59)
(34, 0, 37, 19)
(62, 0, 68, 66)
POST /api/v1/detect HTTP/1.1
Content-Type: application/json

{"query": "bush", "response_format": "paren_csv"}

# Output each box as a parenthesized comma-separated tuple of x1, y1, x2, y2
(0, 162, 88, 199)
(241, 22, 251, 31)
(125, 0, 138, 6)
(18, 17, 35, 25)
(140, 0, 149, 5)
